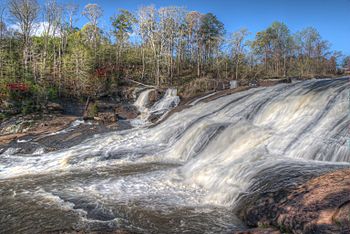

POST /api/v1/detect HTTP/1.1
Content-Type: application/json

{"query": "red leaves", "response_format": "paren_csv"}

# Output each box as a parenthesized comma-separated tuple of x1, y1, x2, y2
(7, 83, 29, 92)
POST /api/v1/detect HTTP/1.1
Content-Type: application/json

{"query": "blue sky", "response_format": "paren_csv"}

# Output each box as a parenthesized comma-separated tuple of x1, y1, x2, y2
(52, 0, 350, 55)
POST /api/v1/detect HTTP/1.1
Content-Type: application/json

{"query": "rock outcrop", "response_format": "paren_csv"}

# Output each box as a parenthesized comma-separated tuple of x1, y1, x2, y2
(147, 89, 164, 107)
(0, 114, 77, 145)
(236, 169, 350, 234)
(95, 112, 117, 123)
(115, 104, 139, 120)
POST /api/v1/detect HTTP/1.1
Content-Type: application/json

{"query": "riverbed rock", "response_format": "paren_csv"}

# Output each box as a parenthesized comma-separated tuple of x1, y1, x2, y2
(237, 168, 350, 233)
(95, 101, 117, 112)
(0, 114, 77, 145)
(115, 104, 139, 120)
(95, 112, 117, 123)
(234, 227, 281, 234)
(46, 102, 63, 112)
(148, 89, 164, 107)
(148, 112, 163, 123)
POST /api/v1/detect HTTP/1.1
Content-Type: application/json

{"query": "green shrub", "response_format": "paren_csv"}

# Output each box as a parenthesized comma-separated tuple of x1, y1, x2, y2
(47, 87, 58, 101)
(87, 102, 98, 117)
(21, 99, 36, 115)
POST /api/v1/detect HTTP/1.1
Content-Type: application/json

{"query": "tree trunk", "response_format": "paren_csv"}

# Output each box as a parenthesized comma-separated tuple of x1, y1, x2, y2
(141, 47, 145, 80)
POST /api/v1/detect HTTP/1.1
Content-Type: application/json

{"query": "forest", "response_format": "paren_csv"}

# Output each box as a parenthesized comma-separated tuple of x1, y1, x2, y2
(0, 1, 349, 233)
(0, 0, 349, 116)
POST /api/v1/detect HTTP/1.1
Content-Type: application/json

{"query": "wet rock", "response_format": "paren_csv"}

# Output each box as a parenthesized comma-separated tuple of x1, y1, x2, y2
(115, 104, 139, 120)
(237, 169, 350, 233)
(148, 89, 164, 107)
(95, 101, 118, 112)
(0, 118, 34, 135)
(234, 227, 281, 234)
(95, 112, 117, 123)
(58, 98, 85, 116)
(148, 112, 162, 123)
(0, 114, 77, 145)
(46, 102, 63, 113)
(119, 86, 138, 102)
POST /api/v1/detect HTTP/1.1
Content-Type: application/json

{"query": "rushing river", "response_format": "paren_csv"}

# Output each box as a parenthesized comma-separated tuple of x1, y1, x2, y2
(0, 78, 349, 233)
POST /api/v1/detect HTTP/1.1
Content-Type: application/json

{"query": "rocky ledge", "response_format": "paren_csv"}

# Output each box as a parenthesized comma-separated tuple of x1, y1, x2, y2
(236, 168, 350, 234)
(0, 113, 132, 154)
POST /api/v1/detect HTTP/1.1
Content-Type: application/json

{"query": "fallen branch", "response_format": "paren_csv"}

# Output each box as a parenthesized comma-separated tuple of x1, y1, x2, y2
(84, 96, 90, 112)
(125, 79, 156, 88)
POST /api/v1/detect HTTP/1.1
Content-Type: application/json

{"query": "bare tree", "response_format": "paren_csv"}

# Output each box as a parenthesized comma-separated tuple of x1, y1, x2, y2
(41, 0, 61, 79)
(0, 3, 6, 78)
(138, 5, 161, 86)
(159, 6, 186, 83)
(185, 11, 202, 77)
(82, 3, 102, 55)
(65, 3, 78, 31)
(9, 0, 39, 73)
(229, 28, 249, 80)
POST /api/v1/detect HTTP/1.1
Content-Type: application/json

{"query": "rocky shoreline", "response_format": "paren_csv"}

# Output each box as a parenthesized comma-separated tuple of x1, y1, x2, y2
(0, 113, 133, 155)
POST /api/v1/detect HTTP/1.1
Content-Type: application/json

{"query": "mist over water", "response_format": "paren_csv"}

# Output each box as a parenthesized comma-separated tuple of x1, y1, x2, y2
(0, 78, 349, 233)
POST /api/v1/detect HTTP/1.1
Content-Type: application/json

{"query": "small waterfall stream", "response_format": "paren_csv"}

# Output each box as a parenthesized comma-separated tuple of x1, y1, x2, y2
(131, 88, 180, 126)
(0, 78, 349, 233)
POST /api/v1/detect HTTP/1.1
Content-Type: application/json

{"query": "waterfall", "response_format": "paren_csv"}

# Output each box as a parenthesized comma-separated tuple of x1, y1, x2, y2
(149, 88, 180, 118)
(132, 89, 154, 125)
(134, 89, 153, 110)
(132, 88, 180, 126)
(0, 78, 349, 232)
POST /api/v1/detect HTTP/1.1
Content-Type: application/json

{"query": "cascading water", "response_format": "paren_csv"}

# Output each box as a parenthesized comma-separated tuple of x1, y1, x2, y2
(131, 88, 180, 126)
(149, 88, 180, 114)
(132, 89, 154, 126)
(134, 89, 153, 111)
(0, 78, 349, 233)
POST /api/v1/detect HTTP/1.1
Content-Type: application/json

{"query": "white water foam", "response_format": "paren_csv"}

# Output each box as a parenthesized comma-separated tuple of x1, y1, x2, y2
(131, 88, 180, 126)
(0, 78, 349, 207)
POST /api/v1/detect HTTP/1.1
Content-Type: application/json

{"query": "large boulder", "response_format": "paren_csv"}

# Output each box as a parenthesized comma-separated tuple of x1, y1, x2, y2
(46, 102, 63, 113)
(237, 168, 350, 234)
(95, 112, 117, 123)
(115, 104, 139, 120)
